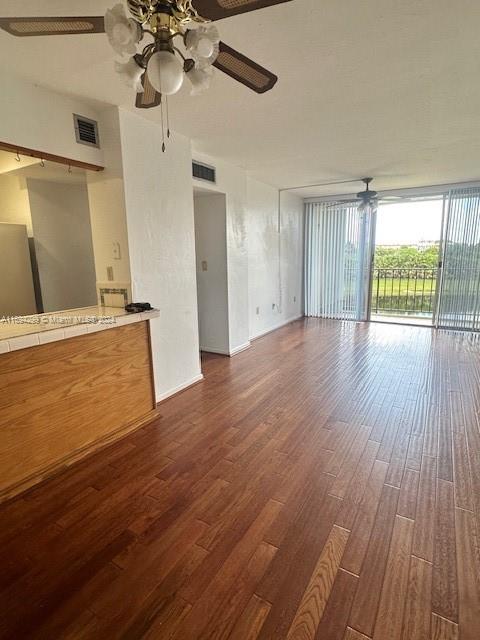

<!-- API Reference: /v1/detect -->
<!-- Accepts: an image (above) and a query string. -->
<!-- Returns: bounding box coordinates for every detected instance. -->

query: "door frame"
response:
[368,196,445,328]
[432,193,449,328]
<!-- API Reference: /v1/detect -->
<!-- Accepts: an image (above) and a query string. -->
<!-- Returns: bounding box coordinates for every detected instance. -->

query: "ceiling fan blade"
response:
[135,73,162,110]
[213,42,277,93]
[193,0,293,21]
[0,16,105,37]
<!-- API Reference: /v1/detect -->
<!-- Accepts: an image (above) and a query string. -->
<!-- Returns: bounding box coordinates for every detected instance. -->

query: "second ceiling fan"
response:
[0,0,293,111]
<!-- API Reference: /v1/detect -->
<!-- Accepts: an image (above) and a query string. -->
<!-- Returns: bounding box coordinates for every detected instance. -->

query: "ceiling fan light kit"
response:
[105,4,142,55]
[114,57,145,92]
[0,0,292,150]
[186,63,214,95]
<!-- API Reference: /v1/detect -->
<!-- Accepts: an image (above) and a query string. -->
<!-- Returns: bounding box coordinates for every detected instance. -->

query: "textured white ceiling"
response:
[1,0,480,196]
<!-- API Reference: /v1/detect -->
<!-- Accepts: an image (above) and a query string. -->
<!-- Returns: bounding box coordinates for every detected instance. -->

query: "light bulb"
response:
[147,50,184,96]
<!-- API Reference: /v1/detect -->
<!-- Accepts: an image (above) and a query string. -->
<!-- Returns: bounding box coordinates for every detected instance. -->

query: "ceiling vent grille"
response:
[73,114,100,148]
[193,161,216,184]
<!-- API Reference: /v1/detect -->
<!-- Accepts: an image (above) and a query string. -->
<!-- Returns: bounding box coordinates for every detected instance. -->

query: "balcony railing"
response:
[371,268,438,316]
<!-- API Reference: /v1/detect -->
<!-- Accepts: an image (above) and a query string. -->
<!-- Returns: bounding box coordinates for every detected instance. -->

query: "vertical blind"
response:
[437,187,480,331]
[305,201,370,320]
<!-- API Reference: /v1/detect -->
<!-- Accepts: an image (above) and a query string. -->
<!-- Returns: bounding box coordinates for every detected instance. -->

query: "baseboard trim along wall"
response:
[229,342,251,356]
[200,346,230,356]
[250,315,304,341]
[200,342,252,357]
[156,373,204,403]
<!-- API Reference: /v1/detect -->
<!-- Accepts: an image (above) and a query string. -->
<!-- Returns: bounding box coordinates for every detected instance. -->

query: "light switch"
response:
[113,242,121,260]
[201,260,208,272]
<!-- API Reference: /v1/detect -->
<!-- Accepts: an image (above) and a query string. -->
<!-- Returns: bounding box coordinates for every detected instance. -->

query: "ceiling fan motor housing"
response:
[357,177,377,203]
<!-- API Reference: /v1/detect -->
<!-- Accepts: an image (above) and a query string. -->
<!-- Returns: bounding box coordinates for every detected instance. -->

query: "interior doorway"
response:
[193,189,230,355]
[369,197,444,326]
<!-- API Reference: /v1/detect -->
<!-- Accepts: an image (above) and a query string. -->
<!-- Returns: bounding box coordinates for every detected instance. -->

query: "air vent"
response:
[73,114,100,148]
[193,161,216,184]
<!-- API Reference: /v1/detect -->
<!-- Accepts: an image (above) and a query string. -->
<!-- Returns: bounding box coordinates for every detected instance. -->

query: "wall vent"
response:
[193,160,216,184]
[73,114,100,148]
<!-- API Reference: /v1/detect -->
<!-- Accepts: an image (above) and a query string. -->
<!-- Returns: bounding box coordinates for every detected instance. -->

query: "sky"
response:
[375,199,444,246]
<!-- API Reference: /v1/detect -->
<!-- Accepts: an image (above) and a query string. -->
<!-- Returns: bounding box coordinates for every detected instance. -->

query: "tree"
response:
[374,244,439,272]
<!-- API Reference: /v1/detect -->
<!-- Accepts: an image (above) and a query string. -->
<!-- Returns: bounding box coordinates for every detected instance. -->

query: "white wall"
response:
[27,179,97,312]
[87,107,131,301]
[193,153,250,354]
[119,109,202,401]
[0,223,36,316]
[0,72,104,167]
[247,179,304,339]
[0,174,33,235]
[194,194,229,354]
[193,153,304,346]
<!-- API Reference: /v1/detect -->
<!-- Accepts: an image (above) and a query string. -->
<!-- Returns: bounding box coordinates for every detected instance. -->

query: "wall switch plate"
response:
[107,266,114,282]
[112,242,121,260]
[201,260,208,272]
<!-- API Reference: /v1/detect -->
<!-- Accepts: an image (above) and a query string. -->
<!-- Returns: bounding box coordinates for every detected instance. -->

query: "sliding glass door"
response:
[436,187,480,330]
[305,187,480,332]
[304,201,375,321]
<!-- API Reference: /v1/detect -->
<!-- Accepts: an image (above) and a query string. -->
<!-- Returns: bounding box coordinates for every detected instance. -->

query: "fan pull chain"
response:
[160,94,166,153]
[166,96,171,139]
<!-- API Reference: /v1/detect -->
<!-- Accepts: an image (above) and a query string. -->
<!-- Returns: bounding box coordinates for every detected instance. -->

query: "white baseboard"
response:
[200,346,230,356]
[155,373,204,403]
[250,314,304,341]
[201,342,251,357]
[229,342,251,356]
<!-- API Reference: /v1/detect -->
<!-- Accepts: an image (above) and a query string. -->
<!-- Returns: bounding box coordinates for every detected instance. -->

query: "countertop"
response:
[0,306,159,353]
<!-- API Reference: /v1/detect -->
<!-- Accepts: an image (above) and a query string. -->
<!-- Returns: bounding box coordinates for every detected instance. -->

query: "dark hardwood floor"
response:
[1,318,480,639]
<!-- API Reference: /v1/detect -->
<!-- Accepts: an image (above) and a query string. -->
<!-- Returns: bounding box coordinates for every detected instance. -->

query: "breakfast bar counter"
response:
[0,306,160,502]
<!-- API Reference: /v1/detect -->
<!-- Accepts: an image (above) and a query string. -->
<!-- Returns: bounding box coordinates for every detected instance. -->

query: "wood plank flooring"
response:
[1,318,480,639]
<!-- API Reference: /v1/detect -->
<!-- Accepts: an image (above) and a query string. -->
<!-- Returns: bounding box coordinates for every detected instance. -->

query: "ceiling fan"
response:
[318,177,406,210]
[0,1,291,111]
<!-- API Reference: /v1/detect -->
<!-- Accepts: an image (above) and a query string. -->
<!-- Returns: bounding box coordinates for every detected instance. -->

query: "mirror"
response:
[0,149,97,317]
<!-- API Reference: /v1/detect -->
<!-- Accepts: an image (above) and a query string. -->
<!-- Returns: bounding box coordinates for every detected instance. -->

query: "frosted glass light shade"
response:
[115,57,144,93]
[105,3,141,56]
[185,25,220,68]
[358,199,378,215]
[186,64,213,96]
[147,51,184,96]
